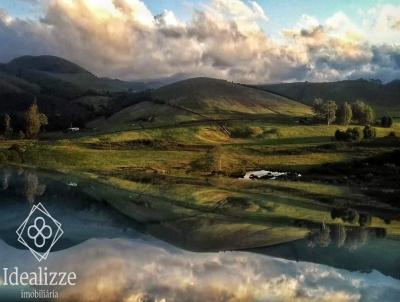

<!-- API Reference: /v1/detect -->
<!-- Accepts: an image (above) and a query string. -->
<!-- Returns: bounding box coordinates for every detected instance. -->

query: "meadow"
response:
[1,118,400,248]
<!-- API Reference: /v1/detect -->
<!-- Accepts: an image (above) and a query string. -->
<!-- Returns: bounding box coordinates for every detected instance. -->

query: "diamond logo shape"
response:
[16,203,63,262]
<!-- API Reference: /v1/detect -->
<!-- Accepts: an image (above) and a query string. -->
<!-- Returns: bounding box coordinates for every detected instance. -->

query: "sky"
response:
[0,0,400,83]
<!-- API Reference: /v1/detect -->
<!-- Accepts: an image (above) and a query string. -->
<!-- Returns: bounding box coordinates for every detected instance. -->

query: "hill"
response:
[4,55,148,93]
[256,79,400,115]
[7,55,90,74]
[89,77,312,130]
[0,55,151,131]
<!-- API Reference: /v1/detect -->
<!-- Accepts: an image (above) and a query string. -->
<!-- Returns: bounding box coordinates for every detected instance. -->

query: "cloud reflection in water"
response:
[1,238,399,302]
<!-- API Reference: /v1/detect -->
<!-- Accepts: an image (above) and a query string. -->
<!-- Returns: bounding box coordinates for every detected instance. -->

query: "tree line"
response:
[1,99,48,139]
[312,98,393,127]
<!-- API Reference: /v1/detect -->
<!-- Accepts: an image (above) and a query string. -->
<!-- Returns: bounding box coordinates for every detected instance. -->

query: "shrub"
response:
[230,126,262,138]
[381,116,393,128]
[335,129,348,141]
[347,127,363,141]
[335,127,363,141]
[363,125,377,139]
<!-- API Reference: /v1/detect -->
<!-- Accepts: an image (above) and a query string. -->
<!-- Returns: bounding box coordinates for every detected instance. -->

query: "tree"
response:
[325,101,337,125]
[351,100,375,125]
[381,116,393,128]
[24,99,48,138]
[312,98,325,120]
[364,105,375,125]
[2,113,13,137]
[312,98,337,125]
[351,100,366,122]
[387,116,393,127]
[336,102,352,125]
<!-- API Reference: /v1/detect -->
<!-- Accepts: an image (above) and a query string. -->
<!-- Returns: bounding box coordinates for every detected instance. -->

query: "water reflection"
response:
[0,166,399,300]
[23,171,46,203]
[0,168,46,203]
[1,238,400,302]
[307,222,386,251]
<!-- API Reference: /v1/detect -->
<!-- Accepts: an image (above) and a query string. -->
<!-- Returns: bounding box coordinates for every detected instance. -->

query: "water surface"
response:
[0,167,399,301]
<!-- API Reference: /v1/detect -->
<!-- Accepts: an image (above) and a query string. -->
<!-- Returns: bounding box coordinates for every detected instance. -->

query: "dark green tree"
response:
[312,98,337,125]
[312,98,325,120]
[351,100,375,125]
[381,116,393,127]
[336,102,352,125]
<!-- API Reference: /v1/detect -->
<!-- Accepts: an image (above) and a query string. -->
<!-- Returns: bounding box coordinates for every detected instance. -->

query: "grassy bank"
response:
[2,120,400,241]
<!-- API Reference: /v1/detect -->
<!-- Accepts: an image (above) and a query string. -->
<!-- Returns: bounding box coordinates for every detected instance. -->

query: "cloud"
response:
[1,238,400,302]
[0,0,399,83]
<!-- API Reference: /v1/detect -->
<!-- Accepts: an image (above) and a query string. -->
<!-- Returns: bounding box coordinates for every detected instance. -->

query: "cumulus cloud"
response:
[1,238,400,302]
[0,0,399,83]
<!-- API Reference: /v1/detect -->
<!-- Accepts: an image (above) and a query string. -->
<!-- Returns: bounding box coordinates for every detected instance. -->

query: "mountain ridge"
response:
[1,55,399,132]
[255,79,400,115]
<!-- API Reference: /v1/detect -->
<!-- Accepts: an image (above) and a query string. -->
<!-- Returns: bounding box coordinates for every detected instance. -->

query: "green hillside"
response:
[0,55,151,131]
[256,79,400,116]
[154,77,311,117]
[89,77,312,131]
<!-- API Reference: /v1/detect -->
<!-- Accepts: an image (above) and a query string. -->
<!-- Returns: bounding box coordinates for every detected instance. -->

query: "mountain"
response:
[4,55,148,93]
[256,79,400,115]
[0,55,151,131]
[7,55,90,74]
[89,77,312,130]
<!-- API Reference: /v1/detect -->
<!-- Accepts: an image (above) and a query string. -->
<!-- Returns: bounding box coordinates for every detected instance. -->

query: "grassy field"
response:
[1,119,400,246]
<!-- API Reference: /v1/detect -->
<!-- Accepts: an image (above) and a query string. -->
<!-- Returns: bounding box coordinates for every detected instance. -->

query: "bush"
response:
[335,129,348,141]
[335,127,362,141]
[348,127,363,141]
[363,125,377,139]
[230,126,262,138]
[381,116,393,128]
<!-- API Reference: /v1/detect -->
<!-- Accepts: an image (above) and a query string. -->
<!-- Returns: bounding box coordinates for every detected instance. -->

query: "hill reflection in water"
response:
[0,166,399,301]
